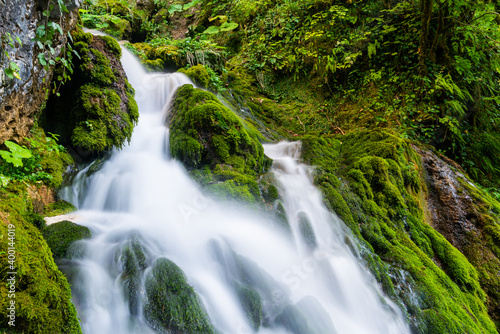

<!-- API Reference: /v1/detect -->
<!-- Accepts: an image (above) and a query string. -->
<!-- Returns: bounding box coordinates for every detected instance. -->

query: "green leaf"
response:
[4,68,14,79]
[16,36,22,45]
[203,26,220,34]
[168,4,182,14]
[38,53,47,66]
[9,62,19,71]
[5,141,32,159]
[0,175,11,188]
[219,22,238,32]
[183,0,199,10]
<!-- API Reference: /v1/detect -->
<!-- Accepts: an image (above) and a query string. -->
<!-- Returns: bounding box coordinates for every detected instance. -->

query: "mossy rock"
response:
[167,84,272,205]
[168,84,271,174]
[118,234,150,316]
[237,285,262,331]
[144,257,216,333]
[178,64,210,88]
[0,185,81,333]
[42,221,91,259]
[42,29,139,159]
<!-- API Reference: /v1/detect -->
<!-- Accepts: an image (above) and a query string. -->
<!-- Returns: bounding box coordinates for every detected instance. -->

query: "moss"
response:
[100,35,122,59]
[237,285,262,331]
[42,221,92,259]
[169,84,271,174]
[118,234,150,315]
[300,129,497,333]
[146,45,182,69]
[42,30,139,157]
[44,200,76,217]
[0,185,81,333]
[168,84,273,205]
[23,212,46,230]
[178,64,210,88]
[144,257,216,333]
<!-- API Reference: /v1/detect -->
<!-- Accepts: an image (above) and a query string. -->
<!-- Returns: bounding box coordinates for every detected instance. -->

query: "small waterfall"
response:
[61,47,411,334]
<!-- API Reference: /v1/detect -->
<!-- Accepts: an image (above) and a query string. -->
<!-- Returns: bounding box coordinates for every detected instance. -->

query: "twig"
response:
[296,115,305,133]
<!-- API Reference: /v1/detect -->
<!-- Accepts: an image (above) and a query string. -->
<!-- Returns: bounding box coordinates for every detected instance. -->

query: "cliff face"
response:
[0,0,80,144]
[417,147,500,326]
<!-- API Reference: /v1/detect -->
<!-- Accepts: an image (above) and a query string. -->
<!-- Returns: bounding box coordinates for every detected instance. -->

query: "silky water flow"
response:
[60,46,411,334]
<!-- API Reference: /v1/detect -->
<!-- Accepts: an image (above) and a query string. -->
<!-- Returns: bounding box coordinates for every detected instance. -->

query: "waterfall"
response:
[61,47,411,334]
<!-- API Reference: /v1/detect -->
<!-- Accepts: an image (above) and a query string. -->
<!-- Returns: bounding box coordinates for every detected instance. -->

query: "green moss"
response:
[144,257,216,333]
[169,84,271,174]
[42,30,139,157]
[44,200,76,217]
[237,286,262,331]
[0,185,81,333]
[100,35,122,59]
[300,129,497,333]
[42,221,92,259]
[179,65,210,88]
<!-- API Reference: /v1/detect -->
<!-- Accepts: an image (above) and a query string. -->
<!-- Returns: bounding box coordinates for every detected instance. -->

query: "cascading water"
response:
[61,46,411,334]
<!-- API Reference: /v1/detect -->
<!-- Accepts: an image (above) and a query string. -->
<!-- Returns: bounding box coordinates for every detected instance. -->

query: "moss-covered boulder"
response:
[144,257,216,333]
[167,84,272,204]
[237,285,263,331]
[0,184,81,333]
[42,29,139,159]
[301,129,498,333]
[178,64,210,88]
[42,221,91,259]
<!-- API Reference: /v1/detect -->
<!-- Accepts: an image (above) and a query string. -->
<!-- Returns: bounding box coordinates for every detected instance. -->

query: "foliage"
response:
[0,129,71,188]
[36,0,79,96]
[196,0,500,191]
[1,32,22,80]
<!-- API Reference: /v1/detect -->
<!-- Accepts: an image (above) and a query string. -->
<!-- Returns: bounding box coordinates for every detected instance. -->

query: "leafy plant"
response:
[35,0,80,96]
[1,32,22,80]
[0,141,32,167]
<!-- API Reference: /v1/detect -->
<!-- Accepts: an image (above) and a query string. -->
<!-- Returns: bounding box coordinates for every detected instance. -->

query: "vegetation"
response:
[0,183,81,333]
[144,257,216,333]
[41,29,139,157]
[1,0,499,332]
[168,84,273,204]
[42,221,91,259]
[0,128,73,188]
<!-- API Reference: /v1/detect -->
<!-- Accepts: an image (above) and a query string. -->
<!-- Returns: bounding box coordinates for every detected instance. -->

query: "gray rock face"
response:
[0,0,80,144]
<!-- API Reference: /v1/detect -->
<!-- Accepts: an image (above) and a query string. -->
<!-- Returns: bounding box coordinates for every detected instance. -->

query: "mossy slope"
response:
[0,184,81,333]
[301,129,498,333]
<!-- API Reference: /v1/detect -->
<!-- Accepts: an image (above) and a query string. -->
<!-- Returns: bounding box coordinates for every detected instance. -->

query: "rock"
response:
[237,285,263,330]
[144,257,216,334]
[416,146,500,326]
[42,30,139,159]
[297,211,316,249]
[42,220,91,258]
[0,0,79,144]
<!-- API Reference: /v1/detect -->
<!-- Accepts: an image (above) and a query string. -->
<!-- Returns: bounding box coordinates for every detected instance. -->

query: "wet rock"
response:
[0,0,79,144]
[144,257,216,334]
[42,220,91,258]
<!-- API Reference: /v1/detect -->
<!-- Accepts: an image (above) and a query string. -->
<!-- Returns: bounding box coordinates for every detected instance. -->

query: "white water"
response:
[62,47,411,334]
